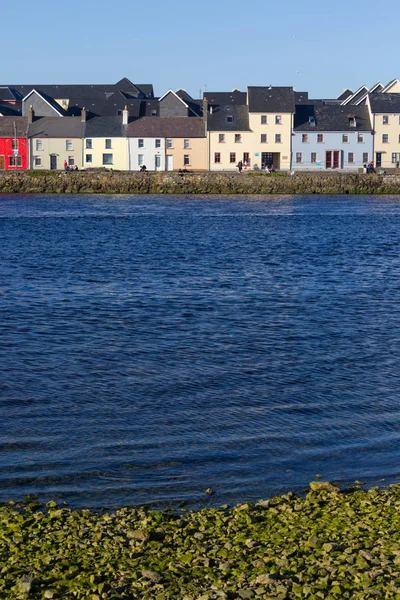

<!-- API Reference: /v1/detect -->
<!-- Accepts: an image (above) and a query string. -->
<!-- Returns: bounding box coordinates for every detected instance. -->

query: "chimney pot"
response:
[28,105,34,124]
[122,106,129,125]
[81,107,87,122]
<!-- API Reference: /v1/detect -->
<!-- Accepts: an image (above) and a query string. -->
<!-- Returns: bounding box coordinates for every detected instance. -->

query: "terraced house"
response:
[367,93,400,169]
[0,117,28,170]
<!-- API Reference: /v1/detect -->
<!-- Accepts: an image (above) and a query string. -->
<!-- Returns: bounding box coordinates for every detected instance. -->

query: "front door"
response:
[262,152,273,168]
[0,155,4,170]
[166,155,173,171]
[155,155,161,171]
[326,151,332,168]
[333,151,340,169]
[376,152,382,168]
[50,155,57,170]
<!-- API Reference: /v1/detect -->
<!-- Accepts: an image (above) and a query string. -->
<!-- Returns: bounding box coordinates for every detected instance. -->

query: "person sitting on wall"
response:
[140,165,147,172]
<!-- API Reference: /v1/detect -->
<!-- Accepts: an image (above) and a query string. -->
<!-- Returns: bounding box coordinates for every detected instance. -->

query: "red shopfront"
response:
[0,137,28,170]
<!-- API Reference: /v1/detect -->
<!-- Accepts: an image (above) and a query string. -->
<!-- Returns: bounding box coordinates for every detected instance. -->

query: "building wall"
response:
[159,94,188,117]
[292,130,373,170]
[29,137,83,169]
[372,113,400,169]
[128,137,165,171]
[208,131,254,171]
[0,138,28,170]
[384,82,400,93]
[166,137,207,171]
[82,137,128,170]
[248,112,293,170]
[23,94,60,117]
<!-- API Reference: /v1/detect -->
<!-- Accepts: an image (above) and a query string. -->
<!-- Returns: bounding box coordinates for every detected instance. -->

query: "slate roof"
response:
[0,105,22,116]
[337,89,353,101]
[207,105,250,132]
[0,87,22,101]
[369,93,400,113]
[176,90,203,116]
[28,117,85,138]
[247,86,295,113]
[126,117,206,138]
[84,116,126,138]
[0,116,29,137]
[294,91,309,104]
[205,91,247,107]
[294,104,372,131]
[23,89,69,116]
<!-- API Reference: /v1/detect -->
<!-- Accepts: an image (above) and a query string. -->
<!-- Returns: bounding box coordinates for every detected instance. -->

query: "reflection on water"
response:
[1,194,400,509]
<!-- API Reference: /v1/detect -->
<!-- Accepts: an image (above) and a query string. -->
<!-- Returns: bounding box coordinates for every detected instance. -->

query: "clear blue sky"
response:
[3,0,399,99]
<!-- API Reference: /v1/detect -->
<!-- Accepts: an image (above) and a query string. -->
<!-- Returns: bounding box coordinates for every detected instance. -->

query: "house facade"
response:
[0,117,28,170]
[292,104,373,170]
[28,116,84,170]
[367,94,400,169]
[82,114,128,170]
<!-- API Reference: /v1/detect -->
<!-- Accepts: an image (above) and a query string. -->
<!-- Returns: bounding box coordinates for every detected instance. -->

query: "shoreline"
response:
[1,171,400,195]
[2,482,400,599]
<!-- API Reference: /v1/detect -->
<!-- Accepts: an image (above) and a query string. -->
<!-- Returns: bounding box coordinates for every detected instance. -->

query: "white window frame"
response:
[36,139,43,151]
[235,134,242,143]
[261,115,267,124]
[102,153,113,165]
[357,133,364,143]
[219,134,225,143]
[105,139,112,149]
[34,155,42,167]
[275,134,281,143]
[342,134,349,143]
[138,154,144,166]
[184,139,190,149]
[66,140,73,150]
[261,134,267,143]
[138,139,144,148]
[167,139,173,148]
[382,134,389,143]
[302,134,308,143]
[86,139,92,149]
[275,115,282,124]
[86,154,92,163]
[317,134,324,143]
[184,154,190,165]
[68,156,75,166]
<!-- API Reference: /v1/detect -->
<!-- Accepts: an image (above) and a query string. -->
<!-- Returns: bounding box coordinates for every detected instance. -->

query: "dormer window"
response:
[227,116,234,123]
[348,115,356,128]
[308,116,316,127]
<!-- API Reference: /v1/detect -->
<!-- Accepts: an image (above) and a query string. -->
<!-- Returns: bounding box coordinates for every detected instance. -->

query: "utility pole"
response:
[13,121,17,170]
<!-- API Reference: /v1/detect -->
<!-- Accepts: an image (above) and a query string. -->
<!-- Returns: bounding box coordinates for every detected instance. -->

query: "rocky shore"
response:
[1,171,400,195]
[2,482,400,599]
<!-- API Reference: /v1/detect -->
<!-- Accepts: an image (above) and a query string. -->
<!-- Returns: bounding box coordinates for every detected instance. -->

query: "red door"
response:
[325,151,332,168]
[333,151,340,169]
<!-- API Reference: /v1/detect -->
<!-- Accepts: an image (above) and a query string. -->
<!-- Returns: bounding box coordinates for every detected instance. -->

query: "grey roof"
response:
[28,117,85,138]
[0,116,28,137]
[84,116,125,138]
[0,105,22,116]
[247,86,295,113]
[294,91,309,104]
[0,86,21,101]
[337,89,353,101]
[204,91,247,107]
[207,104,250,132]
[369,93,400,113]
[294,104,372,131]
[176,90,202,116]
[127,117,206,138]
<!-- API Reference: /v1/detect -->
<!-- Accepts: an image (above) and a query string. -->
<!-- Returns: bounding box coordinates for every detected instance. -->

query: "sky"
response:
[3,0,400,99]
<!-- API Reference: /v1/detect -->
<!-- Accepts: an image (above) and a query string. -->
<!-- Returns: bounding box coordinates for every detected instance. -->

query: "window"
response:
[230,152,236,163]
[11,139,18,150]
[117,110,122,116]
[155,139,161,148]
[382,134,389,143]
[363,152,369,164]
[184,155,190,165]
[383,115,389,125]
[357,133,364,143]
[36,139,43,151]
[275,115,281,124]
[138,154,144,166]
[34,156,42,167]
[8,156,22,167]
[235,134,241,143]
[219,134,225,143]
[103,153,113,165]
[86,139,92,149]
[261,115,267,124]
[348,152,354,164]
[392,153,400,164]
[226,116,233,123]
[184,139,190,149]
[86,154,92,163]
[399,134,400,144]
[214,152,221,163]
[317,134,324,143]
[152,110,157,116]
[155,155,161,168]
[342,134,349,143]
[61,99,68,108]
[243,152,250,165]
[66,140,73,150]
[138,139,144,148]
[275,134,281,143]
[296,152,302,163]
[167,139,173,148]
[68,156,74,166]
[105,139,112,149]
[311,152,317,164]
[302,134,308,143]
[261,134,267,143]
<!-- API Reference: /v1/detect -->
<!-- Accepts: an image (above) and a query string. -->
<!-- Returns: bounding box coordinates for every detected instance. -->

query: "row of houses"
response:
[1,77,400,172]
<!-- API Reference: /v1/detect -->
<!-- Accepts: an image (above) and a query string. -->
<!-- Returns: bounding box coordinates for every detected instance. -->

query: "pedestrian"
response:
[270,164,276,173]
[363,163,368,174]
[63,160,68,171]
[237,160,243,173]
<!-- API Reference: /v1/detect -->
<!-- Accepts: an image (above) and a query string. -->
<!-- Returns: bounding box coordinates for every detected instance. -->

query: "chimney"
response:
[81,107,87,122]
[28,105,34,124]
[122,105,129,125]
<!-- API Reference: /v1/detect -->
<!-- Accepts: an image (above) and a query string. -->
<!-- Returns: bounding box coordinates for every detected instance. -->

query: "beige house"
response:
[83,115,129,171]
[367,93,400,169]
[127,117,207,171]
[247,87,295,171]
[28,116,84,170]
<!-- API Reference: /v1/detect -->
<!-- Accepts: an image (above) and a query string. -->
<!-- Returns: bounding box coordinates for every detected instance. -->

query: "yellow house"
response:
[83,114,129,170]
[247,87,295,171]
[28,116,84,170]
[367,93,400,169]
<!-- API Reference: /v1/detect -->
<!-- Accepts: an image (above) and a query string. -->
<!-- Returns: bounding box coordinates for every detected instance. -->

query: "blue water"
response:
[1,194,400,509]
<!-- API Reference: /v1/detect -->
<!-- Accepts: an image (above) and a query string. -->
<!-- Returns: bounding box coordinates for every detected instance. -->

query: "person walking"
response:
[63,160,68,171]
[237,161,243,173]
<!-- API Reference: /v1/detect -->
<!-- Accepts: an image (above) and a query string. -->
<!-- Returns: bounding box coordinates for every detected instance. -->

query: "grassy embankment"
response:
[2,482,400,599]
[1,171,400,195]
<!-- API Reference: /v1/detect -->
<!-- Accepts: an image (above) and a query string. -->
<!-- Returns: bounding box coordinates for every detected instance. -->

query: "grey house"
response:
[292,104,373,171]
